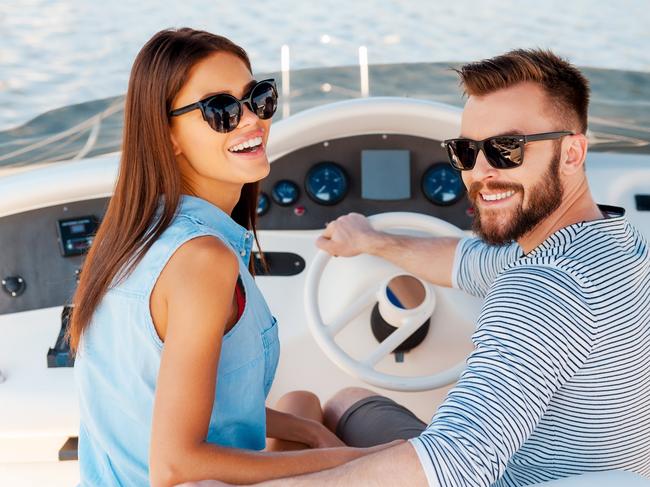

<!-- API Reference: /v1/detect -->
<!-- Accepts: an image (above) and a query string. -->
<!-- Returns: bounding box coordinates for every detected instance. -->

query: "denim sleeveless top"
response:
[74,195,280,487]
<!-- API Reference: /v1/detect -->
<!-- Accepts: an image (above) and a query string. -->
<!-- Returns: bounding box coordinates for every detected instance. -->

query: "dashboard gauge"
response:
[271,180,300,206]
[305,162,349,206]
[257,192,270,216]
[421,163,465,206]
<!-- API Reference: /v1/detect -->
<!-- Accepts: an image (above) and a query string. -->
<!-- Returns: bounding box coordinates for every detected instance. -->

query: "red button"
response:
[466,207,475,217]
[293,206,306,216]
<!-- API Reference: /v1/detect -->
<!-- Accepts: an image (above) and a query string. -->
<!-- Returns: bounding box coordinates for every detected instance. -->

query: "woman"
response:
[70,28,390,487]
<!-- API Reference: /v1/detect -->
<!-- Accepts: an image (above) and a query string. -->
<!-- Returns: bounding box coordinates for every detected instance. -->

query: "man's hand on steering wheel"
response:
[316,213,381,257]
[306,212,479,391]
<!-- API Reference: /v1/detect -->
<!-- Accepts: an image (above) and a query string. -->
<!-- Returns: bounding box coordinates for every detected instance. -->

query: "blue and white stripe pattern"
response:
[410,208,650,486]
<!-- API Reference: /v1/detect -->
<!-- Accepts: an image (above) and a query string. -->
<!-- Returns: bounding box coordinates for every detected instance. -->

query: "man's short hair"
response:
[456,49,590,134]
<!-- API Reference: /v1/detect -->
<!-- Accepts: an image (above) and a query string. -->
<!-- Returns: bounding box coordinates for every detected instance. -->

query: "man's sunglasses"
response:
[441,131,574,171]
[169,79,278,133]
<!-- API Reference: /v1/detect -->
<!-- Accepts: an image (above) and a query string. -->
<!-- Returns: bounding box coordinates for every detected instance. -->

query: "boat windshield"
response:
[1,62,649,172]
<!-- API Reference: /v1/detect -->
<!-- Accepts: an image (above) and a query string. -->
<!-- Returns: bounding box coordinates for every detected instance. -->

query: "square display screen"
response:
[361,150,411,200]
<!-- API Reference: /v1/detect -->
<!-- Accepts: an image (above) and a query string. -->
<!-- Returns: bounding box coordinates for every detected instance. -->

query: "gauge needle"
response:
[317,185,326,193]
[433,185,443,194]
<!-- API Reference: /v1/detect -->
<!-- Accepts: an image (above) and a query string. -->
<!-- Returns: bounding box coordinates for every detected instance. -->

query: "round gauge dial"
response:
[422,163,465,206]
[257,192,270,216]
[305,162,349,206]
[271,180,300,206]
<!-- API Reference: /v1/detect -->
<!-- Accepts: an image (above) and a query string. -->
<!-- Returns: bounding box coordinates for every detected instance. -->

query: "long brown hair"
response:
[68,28,261,351]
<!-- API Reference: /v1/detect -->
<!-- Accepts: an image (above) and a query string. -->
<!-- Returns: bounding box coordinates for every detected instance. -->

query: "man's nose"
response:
[470,149,499,180]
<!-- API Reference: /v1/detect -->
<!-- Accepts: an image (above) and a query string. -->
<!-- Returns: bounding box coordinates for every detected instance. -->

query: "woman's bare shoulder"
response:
[151,235,239,341]
[164,235,239,286]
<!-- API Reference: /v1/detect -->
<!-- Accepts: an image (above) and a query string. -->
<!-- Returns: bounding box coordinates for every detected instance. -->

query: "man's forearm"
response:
[365,233,460,288]
[257,442,429,487]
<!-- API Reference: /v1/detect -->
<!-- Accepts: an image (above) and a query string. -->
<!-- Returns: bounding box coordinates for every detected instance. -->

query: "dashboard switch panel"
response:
[57,216,99,257]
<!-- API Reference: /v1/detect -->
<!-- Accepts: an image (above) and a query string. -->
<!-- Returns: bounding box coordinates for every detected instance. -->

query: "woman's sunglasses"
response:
[169,79,278,133]
[442,131,574,171]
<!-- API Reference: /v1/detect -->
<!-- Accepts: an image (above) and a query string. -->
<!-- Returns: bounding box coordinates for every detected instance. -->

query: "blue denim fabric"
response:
[75,195,279,486]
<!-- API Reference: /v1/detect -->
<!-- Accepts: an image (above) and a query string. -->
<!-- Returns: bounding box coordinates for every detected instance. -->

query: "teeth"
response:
[229,136,263,153]
[481,190,515,201]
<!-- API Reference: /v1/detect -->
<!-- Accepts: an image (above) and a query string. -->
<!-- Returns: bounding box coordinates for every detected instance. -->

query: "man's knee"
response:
[323,387,378,431]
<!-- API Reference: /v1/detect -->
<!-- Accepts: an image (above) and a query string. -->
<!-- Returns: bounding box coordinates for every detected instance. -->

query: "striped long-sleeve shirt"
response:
[410,207,650,486]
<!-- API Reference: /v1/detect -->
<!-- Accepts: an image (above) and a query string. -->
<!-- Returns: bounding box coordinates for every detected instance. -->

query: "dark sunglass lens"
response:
[250,83,278,120]
[485,137,522,168]
[204,95,241,133]
[447,140,477,170]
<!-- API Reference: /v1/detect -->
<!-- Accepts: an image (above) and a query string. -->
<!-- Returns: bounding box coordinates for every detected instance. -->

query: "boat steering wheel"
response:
[304,212,482,392]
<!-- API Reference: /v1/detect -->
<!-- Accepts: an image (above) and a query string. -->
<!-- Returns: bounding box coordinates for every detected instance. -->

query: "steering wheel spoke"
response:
[325,285,380,337]
[362,317,424,367]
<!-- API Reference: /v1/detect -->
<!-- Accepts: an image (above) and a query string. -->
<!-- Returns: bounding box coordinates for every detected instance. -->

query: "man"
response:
[183,49,649,487]
[260,49,649,486]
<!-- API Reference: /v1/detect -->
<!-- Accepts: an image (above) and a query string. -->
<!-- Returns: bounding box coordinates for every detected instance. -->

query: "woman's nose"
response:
[237,103,259,128]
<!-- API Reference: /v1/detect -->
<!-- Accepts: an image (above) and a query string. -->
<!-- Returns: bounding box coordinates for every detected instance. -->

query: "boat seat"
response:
[532,470,650,486]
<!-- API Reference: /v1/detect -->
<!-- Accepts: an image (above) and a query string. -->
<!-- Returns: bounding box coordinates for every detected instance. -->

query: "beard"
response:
[468,145,563,246]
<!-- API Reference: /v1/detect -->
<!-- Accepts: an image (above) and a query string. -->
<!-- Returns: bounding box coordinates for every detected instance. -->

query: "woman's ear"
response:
[169,130,183,157]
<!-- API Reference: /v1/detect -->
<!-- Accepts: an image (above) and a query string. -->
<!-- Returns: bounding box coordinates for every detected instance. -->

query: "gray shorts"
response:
[335,395,427,447]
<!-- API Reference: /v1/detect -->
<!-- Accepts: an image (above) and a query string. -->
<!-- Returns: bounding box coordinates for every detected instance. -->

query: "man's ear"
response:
[561,134,588,176]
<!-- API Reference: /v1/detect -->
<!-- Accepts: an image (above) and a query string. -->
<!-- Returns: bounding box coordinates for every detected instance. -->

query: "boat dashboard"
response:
[0,131,475,316]
[257,133,472,230]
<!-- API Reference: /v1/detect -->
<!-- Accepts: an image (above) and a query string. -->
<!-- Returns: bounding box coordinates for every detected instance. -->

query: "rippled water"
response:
[1,0,649,130]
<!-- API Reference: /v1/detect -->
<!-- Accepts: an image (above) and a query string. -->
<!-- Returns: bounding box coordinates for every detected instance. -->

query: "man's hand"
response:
[316,213,380,257]
[317,212,459,288]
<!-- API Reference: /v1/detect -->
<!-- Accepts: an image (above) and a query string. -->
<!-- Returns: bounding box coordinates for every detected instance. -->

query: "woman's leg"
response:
[266,390,323,451]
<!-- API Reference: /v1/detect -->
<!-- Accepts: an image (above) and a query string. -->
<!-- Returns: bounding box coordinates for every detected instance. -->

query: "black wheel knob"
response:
[2,276,26,297]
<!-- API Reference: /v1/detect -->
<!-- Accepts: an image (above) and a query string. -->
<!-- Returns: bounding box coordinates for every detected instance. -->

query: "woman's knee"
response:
[275,390,320,409]
[274,390,323,422]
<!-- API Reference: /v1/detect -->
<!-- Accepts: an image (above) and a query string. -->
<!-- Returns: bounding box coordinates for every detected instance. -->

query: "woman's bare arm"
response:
[148,236,384,487]
[265,408,345,449]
